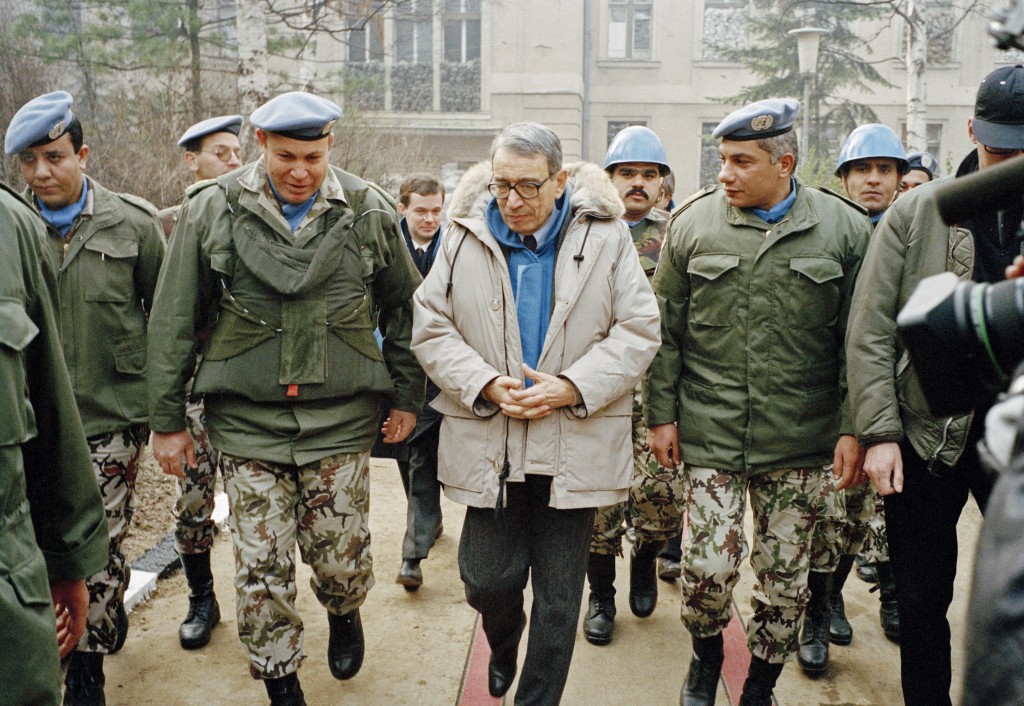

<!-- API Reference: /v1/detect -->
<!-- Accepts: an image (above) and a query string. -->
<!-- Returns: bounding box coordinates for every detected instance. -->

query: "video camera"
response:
[895,154,1024,417]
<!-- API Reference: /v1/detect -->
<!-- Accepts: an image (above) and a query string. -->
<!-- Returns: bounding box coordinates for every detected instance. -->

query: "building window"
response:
[699,122,721,188]
[608,0,653,60]
[607,120,647,146]
[393,0,434,112]
[901,123,944,168]
[701,0,748,61]
[441,0,481,112]
[925,3,957,65]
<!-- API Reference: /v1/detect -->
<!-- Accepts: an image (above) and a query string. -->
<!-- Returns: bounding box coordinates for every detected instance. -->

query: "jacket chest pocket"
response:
[81,235,138,303]
[687,253,741,327]
[784,257,843,329]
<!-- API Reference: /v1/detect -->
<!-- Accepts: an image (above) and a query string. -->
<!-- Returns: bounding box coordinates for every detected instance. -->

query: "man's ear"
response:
[776,152,795,178]
[184,151,199,175]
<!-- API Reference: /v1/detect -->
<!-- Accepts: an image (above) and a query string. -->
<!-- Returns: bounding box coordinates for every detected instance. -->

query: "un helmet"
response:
[604,126,671,175]
[835,124,909,176]
[906,151,939,179]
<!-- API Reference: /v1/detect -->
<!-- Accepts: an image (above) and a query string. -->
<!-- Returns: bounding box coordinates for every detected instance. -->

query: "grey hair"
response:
[756,130,799,171]
[490,122,563,174]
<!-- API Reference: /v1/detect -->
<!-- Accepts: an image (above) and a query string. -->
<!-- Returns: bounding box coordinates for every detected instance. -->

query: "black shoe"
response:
[583,594,616,646]
[63,652,106,706]
[327,610,364,680]
[658,557,682,582]
[109,600,129,655]
[179,552,220,650]
[680,633,723,706]
[629,540,663,618]
[264,673,306,706]
[738,656,783,706]
[487,613,525,698]
[876,562,901,642]
[396,559,423,592]
[855,552,878,583]
[798,571,832,675]
[828,592,852,646]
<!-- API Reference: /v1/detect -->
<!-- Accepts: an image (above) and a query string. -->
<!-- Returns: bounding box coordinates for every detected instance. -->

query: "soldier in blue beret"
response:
[148,91,424,705]
[153,114,245,657]
[900,151,939,193]
[645,98,871,706]
[6,90,166,706]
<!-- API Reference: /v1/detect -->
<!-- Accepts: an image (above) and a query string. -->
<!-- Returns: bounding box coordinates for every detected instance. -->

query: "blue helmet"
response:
[604,126,671,175]
[835,124,909,176]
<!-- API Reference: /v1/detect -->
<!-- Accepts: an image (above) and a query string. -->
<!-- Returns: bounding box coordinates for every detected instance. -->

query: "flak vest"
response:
[192,171,396,403]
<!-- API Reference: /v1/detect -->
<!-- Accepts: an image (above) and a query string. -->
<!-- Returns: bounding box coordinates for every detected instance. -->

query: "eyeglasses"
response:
[982,144,1023,156]
[487,173,555,200]
[200,146,243,163]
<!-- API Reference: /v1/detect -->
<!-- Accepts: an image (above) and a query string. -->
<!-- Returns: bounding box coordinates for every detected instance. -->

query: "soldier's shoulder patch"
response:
[117,192,159,216]
[814,186,868,215]
[185,178,219,198]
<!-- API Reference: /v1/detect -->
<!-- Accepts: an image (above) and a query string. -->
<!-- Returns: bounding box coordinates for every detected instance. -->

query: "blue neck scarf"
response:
[268,178,318,232]
[752,177,797,224]
[40,178,88,236]
[486,188,572,379]
[870,211,885,225]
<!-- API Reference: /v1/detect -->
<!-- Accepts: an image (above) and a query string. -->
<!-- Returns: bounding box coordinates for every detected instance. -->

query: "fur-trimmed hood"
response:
[446,160,625,222]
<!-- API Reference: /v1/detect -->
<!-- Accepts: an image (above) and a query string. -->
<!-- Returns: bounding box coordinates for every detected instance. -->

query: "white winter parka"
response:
[411,161,661,509]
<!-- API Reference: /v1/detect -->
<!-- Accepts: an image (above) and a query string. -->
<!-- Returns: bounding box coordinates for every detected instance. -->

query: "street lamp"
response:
[787,26,829,159]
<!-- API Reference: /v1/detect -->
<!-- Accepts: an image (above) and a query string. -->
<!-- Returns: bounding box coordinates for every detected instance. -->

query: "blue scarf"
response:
[268,179,318,232]
[486,189,571,379]
[40,179,88,236]
[752,177,797,224]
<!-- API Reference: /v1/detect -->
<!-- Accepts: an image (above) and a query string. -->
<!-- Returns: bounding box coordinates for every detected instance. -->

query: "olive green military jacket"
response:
[846,176,974,468]
[148,161,424,466]
[24,178,165,437]
[644,180,870,474]
[1,185,108,706]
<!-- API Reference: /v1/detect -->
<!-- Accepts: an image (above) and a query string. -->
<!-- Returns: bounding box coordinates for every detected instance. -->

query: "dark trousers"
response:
[885,437,994,706]
[459,475,595,706]
[399,421,442,560]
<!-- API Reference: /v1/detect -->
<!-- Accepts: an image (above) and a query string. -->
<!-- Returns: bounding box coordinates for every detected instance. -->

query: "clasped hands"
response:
[482,364,577,419]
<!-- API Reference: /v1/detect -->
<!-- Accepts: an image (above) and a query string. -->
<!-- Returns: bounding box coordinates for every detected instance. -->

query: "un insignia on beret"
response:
[48,121,65,140]
[920,153,934,169]
[321,119,337,136]
[751,115,774,132]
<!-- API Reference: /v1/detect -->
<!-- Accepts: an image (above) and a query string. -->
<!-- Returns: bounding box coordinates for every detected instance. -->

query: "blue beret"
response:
[178,115,243,147]
[713,99,801,141]
[250,92,341,141]
[5,91,76,155]
[906,151,938,179]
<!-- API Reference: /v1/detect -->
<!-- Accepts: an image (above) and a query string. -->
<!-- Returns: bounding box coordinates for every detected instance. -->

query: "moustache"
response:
[627,188,649,199]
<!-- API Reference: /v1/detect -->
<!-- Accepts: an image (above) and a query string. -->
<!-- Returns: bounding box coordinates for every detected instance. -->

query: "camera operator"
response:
[846,65,1024,706]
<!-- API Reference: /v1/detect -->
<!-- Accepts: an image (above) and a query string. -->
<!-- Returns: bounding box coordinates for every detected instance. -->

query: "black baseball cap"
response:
[973,65,1024,150]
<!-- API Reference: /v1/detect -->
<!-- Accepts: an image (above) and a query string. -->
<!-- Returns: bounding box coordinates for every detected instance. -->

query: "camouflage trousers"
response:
[681,465,823,663]
[174,397,219,556]
[78,424,147,653]
[220,450,374,679]
[590,391,685,555]
[859,492,890,564]
[809,475,879,572]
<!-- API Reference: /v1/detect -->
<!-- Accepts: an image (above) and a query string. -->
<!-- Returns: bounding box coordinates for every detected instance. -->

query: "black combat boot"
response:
[583,552,617,645]
[829,553,855,645]
[629,539,665,618]
[179,552,221,650]
[327,609,364,680]
[680,633,724,706]
[109,600,128,655]
[738,656,784,706]
[63,652,106,706]
[876,561,901,642]
[264,673,306,706]
[855,550,878,583]
[797,570,832,675]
